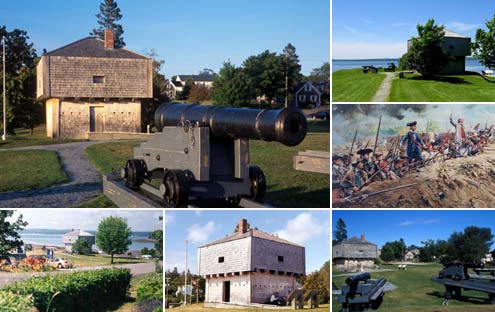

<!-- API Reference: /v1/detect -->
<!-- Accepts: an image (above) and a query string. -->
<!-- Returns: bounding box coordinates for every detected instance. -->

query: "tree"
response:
[180,78,195,100]
[302,261,330,303]
[199,68,215,76]
[96,216,132,264]
[473,14,495,69]
[90,0,125,48]
[211,61,253,107]
[333,218,348,243]
[0,26,42,134]
[72,238,92,255]
[307,62,330,83]
[400,19,450,77]
[445,226,493,263]
[187,84,210,103]
[380,244,395,262]
[282,43,303,100]
[0,211,27,256]
[141,247,156,257]
[142,49,168,130]
[380,239,406,261]
[151,229,163,256]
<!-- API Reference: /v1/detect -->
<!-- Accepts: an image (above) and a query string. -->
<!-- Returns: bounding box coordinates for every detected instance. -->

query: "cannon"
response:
[336,272,386,312]
[121,102,307,207]
[431,261,495,305]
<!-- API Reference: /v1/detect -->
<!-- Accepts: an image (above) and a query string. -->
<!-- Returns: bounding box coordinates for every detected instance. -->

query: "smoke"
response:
[332,104,495,148]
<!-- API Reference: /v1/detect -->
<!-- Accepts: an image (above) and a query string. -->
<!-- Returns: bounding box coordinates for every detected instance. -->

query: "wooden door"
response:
[223,281,230,302]
[89,107,105,132]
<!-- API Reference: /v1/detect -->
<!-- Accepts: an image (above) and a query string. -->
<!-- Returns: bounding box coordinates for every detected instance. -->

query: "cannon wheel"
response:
[162,170,188,208]
[122,159,147,189]
[248,165,266,202]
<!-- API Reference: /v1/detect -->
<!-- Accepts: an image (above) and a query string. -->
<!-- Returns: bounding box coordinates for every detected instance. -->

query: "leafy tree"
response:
[419,239,449,262]
[199,68,216,76]
[0,26,42,134]
[445,226,493,263]
[400,19,450,77]
[380,239,406,261]
[282,43,303,100]
[142,49,168,130]
[187,84,210,103]
[333,218,348,243]
[180,78,195,100]
[302,261,330,303]
[151,229,163,255]
[379,244,395,262]
[307,62,330,82]
[72,238,92,255]
[211,61,253,107]
[473,14,495,69]
[141,247,156,257]
[96,216,132,264]
[90,0,125,48]
[0,211,27,256]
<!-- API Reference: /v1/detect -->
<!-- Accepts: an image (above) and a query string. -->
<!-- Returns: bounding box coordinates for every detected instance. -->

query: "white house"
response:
[63,229,96,253]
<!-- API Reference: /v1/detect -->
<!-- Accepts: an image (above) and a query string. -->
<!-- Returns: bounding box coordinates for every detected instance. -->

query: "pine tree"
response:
[333,218,348,243]
[282,43,302,95]
[90,0,125,48]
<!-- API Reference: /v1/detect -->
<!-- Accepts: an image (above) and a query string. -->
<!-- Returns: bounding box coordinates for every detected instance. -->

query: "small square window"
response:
[93,76,105,83]
[218,257,224,263]
[278,256,284,262]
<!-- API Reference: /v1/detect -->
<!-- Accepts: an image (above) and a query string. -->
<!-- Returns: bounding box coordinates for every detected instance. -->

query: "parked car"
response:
[141,254,152,260]
[312,110,329,120]
[49,258,73,269]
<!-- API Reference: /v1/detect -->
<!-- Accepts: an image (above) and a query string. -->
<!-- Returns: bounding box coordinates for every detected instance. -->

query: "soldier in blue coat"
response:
[400,121,427,164]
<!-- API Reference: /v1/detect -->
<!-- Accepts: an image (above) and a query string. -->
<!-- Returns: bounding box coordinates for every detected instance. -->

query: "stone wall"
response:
[333,242,378,259]
[205,274,251,304]
[198,237,251,275]
[250,237,305,275]
[334,259,375,272]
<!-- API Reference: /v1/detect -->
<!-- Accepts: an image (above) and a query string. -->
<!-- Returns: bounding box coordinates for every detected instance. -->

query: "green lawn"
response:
[71,193,118,208]
[332,68,386,102]
[332,263,495,311]
[0,125,81,149]
[0,150,68,192]
[85,126,329,208]
[390,72,495,102]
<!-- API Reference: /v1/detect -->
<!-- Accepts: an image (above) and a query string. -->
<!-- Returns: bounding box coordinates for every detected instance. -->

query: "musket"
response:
[373,115,382,156]
[348,126,359,159]
[358,157,396,190]
[364,139,371,149]
[426,119,429,133]
[352,183,418,202]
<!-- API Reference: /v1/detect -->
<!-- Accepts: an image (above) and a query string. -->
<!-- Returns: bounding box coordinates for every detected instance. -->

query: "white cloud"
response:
[275,212,324,245]
[187,221,216,244]
[399,218,439,227]
[165,212,175,224]
[343,26,359,33]
[332,41,406,59]
[447,22,480,32]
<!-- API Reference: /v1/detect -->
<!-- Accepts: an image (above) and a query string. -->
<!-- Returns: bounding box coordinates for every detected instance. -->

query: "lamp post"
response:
[2,35,6,141]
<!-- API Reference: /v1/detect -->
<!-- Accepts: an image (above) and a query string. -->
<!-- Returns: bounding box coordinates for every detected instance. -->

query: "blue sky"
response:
[333,0,495,59]
[165,210,330,274]
[2,0,329,76]
[333,210,495,249]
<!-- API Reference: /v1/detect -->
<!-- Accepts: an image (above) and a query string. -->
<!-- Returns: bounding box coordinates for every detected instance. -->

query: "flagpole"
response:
[2,36,6,141]
[184,239,188,306]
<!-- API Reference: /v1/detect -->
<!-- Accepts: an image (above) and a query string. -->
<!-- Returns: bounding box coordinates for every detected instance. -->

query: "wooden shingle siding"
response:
[250,237,305,275]
[205,274,251,304]
[46,56,152,98]
[251,273,295,303]
[199,237,251,275]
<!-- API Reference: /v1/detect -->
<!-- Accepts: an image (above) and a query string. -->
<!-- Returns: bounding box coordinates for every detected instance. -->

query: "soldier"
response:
[400,121,427,168]
[450,116,466,153]
[332,181,354,207]
[356,148,373,174]
[332,155,346,182]
[372,153,387,181]
[343,159,368,191]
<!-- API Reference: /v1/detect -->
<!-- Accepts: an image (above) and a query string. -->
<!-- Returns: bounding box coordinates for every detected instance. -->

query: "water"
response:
[20,229,156,251]
[332,58,485,73]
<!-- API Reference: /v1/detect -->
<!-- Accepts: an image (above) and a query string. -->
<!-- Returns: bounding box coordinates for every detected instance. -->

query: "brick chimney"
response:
[104,29,114,49]
[361,234,365,242]
[238,219,248,234]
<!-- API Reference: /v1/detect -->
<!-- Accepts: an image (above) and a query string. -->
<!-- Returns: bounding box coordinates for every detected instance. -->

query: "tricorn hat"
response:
[351,159,363,167]
[357,148,373,155]
[406,121,417,127]
[332,154,344,160]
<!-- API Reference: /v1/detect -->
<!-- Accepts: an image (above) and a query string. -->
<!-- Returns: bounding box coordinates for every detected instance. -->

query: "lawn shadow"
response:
[406,75,472,85]
[307,120,330,133]
[266,186,329,208]
[427,290,490,304]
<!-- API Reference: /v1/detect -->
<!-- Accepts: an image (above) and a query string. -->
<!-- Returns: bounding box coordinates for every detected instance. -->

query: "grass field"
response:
[85,121,329,207]
[0,125,80,149]
[0,150,68,192]
[71,193,118,208]
[170,303,330,312]
[332,68,386,102]
[332,263,495,311]
[390,72,495,102]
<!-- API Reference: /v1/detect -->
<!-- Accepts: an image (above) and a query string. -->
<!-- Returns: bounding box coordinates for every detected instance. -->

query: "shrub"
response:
[2,268,131,312]
[135,273,163,312]
[0,291,34,311]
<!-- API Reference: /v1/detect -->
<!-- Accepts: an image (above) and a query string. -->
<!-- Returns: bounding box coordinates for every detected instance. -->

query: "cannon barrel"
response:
[154,102,307,146]
[345,272,371,286]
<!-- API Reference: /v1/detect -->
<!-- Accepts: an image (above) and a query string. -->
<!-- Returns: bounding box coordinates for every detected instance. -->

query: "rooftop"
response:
[334,236,376,246]
[63,229,94,237]
[443,29,470,38]
[44,37,149,59]
[200,228,303,248]
[177,74,215,82]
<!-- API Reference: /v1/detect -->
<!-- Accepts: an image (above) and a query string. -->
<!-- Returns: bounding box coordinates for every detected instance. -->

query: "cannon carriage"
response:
[335,272,386,312]
[121,102,307,207]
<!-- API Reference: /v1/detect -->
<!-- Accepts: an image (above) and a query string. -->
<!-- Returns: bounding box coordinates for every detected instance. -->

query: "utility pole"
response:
[285,51,289,108]
[184,239,188,306]
[2,36,6,141]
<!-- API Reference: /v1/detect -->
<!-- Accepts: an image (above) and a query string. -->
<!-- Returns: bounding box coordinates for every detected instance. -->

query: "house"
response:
[63,229,96,253]
[175,74,215,88]
[404,249,420,261]
[294,81,321,108]
[198,219,305,306]
[407,29,471,74]
[36,29,153,139]
[332,235,378,272]
[165,80,184,99]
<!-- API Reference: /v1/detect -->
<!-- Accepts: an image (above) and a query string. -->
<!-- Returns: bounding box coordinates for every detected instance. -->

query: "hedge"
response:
[136,273,163,312]
[0,291,34,311]
[2,268,131,312]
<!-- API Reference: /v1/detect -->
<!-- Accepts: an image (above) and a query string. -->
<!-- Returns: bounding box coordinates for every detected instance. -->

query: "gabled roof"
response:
[171,80,183,87]
[200,229,303,248]
[334,237,376,246]
[443,29,470,38]
[63,229,94,237]
[45,37,149,59]
[177,74,215,82]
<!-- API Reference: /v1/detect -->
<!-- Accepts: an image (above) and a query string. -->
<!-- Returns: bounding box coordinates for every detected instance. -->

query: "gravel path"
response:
[0,141,108,208]
[371,72,396,102]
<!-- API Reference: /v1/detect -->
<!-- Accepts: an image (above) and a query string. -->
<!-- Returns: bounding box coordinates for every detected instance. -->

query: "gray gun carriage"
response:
[336,273,386,312]
[121,102,307,207]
